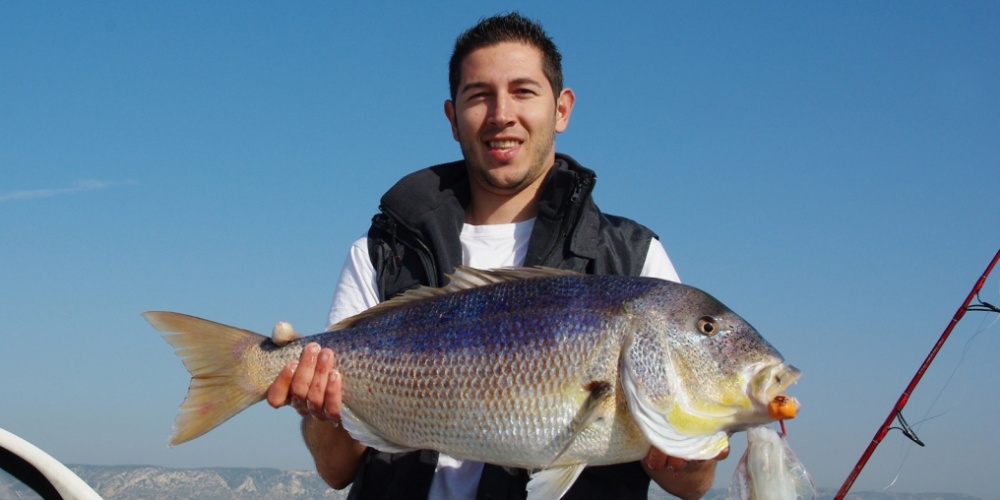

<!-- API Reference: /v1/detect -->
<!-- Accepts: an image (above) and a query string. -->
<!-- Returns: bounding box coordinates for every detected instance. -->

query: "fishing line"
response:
[881,293,1000,491]
[877,343,978,490]
[835,247,1000,500]
[868,280,1000,494]
[868,290,1000,493]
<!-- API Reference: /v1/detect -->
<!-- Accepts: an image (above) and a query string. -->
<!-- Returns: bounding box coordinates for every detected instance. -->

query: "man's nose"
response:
[488,95,515,127]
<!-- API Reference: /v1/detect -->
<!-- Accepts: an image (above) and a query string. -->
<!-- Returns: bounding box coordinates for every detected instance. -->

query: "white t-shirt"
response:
[326,218,679,500]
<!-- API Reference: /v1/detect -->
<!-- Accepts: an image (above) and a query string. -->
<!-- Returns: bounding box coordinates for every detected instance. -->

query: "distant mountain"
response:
[1,465,985,500]
[2,465,345,500]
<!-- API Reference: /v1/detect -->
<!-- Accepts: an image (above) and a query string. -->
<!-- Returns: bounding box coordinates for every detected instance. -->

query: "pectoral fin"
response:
[522,381,610,499]
[526,464,587,500]
[547,380,613,466]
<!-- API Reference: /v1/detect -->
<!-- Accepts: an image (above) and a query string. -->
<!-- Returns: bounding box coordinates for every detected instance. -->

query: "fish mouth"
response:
[750,363,801,404]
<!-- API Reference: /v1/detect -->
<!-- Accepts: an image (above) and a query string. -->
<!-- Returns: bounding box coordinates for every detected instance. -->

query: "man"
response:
[266,12,726,500]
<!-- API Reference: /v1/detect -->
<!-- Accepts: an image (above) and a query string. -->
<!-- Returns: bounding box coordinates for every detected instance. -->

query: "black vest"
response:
[348,154,659,500]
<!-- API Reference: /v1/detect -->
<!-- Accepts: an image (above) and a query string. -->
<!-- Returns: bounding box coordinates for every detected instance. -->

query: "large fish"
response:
[144,267,800,499]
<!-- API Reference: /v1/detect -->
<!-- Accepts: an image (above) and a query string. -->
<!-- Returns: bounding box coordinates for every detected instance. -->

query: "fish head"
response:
[620,281,800,459]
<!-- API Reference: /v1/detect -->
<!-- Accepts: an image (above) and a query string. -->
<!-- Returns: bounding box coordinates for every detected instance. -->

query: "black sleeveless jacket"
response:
[347,154,659,500]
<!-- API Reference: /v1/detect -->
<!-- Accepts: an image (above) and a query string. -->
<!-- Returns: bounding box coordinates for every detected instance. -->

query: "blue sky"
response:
[2,2,998,497]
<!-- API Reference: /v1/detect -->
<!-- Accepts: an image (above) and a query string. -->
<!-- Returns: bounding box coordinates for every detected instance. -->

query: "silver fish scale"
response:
[317,275,663,466]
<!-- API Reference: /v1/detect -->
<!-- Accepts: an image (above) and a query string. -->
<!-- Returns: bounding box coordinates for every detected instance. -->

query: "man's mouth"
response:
[488,140,520,151]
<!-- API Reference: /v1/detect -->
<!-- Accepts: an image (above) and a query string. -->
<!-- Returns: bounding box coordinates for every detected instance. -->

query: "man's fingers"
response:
[266,342,344,422]
[664,455,688,472]
[289,343,321,397]
[642,448,670,471]
[323,369,344,424]
[305,348,335,419]
[266,358,298,408]
[642,445,730,473]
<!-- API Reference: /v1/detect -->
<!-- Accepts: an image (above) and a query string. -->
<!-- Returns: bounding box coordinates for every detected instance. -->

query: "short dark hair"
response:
[448,12,564,102]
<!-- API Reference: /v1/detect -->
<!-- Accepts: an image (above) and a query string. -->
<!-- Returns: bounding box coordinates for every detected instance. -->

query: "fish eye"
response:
[697,316,718,336]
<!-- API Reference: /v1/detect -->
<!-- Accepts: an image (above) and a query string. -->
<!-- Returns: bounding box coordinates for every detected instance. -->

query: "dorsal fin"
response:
[328,266,580,331]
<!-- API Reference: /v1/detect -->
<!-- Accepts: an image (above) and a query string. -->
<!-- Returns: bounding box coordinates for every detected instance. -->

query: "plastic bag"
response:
[730,426,815,500]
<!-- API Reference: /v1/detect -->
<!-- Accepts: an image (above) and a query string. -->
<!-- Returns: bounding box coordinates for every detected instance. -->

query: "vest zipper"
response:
[537,173,592,267]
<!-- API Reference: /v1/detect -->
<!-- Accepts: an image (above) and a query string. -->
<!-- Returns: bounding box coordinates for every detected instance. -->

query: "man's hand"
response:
[266,321,342,423]
[265,323,365,489]
[643,446,729,500]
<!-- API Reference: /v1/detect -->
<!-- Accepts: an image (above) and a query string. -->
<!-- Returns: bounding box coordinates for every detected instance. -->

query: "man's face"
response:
[445,41,574,198]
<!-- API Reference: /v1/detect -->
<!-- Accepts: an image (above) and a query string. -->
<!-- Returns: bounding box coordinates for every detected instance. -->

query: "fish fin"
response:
[547,381,614,467]
[619,357,729,460]
[338,405,417,454]
[526,464,587,500]
[448,266,581,286]
[329,266,581,331]
[142,311,271,446]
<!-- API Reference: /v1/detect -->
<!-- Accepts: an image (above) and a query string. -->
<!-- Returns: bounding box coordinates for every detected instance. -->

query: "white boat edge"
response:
[0,426,103,499]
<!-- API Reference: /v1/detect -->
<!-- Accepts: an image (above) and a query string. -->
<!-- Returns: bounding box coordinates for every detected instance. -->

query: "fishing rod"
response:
[834,247,1000,500]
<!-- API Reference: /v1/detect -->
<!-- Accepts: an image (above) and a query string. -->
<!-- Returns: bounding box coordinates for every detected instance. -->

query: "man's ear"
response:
[555,88,575,133]
[444,99,460,141]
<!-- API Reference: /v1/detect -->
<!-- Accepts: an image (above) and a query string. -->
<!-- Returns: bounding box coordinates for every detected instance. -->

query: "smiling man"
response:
[445,40,574,226]
[266,12,726,500]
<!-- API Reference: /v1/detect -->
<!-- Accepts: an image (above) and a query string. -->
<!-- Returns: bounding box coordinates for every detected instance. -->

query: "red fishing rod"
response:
[835,247,1000,500]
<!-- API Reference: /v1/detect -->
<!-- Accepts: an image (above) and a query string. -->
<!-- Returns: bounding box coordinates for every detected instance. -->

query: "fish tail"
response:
[142,311,274,446]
